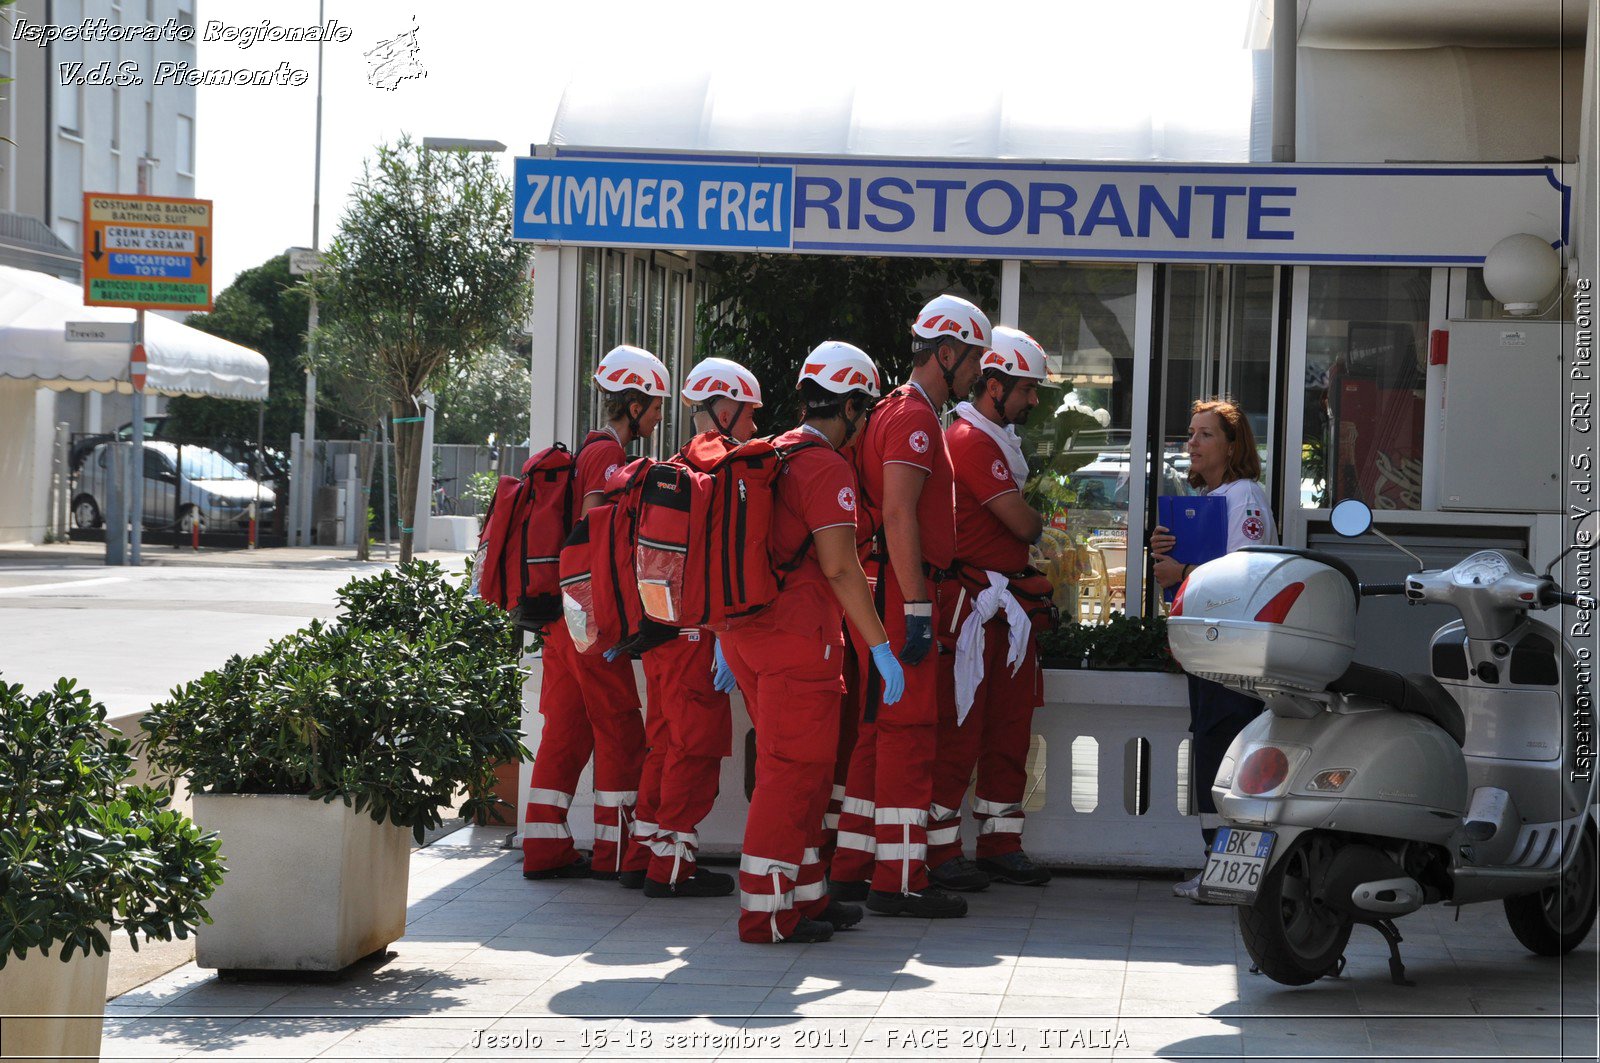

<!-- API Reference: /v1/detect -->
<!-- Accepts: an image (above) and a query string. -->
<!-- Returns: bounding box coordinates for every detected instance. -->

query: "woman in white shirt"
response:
[1150,398,1277,901]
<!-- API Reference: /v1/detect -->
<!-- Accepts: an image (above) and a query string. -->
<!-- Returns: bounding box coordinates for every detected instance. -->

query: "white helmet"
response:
[594,345,672,397]
[912,294,991,347]
[797,341,882,399]
[682,357,763,408]
[979,326,1050,382]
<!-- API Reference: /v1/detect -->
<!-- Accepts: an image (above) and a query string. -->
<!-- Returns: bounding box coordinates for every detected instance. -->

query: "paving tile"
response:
[177,1015,370,1058]
[1107,1015,1244,1060]
[876,989,1004,1018]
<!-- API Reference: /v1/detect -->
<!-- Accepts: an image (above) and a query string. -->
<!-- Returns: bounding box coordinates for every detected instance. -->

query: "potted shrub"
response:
[1,677,224,1061]
[1037,613,1178,671]
[139,562,528,972]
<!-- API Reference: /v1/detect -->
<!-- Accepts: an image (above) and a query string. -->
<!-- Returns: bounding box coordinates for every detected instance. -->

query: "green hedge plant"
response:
[140,562,529,843]
[0,677,224,970]
[1037,613,1178,671]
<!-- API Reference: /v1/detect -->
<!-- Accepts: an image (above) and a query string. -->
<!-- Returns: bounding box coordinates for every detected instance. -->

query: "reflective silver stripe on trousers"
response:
[740,890,792,913]
[631,819,658,839]
[876,842,926,863]
[831,783,847,800]
[593,823,622,842]
[802,847,821,865]
[834,831,876,854]
[523,822,573,839]
[929,802,960,822]
[527,788,575,809]
[926,825,961,846]
[977,818,1024,836]
[793,879,826,902]
[972,797,1021,817]
[740,853,799,878]
[840,796,875,818]
[822,813,840,830]
[875,807,927,827]
[593,790,638,807]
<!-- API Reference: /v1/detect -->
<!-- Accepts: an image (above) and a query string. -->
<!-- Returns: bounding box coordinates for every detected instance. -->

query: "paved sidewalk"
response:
[101,826,1598,1062]
[0,540,472,570]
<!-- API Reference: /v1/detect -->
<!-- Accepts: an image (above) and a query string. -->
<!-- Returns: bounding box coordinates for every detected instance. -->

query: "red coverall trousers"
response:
[928,619,1042,868]
[521,621,647,875]
[635,631,732,885]
[829,564,942,894]
[721,626,843,942]
[818,625,865,867]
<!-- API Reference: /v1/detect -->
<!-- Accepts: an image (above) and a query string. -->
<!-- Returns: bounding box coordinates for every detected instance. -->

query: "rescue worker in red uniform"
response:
[927,326,1054,890]
[720,341,906,944]
[523,345,669,883]
[828,294,991,919]
[631,358,762,899]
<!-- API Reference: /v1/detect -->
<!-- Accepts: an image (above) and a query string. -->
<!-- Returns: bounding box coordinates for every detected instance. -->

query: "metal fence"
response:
[65,431,288,547]
[304,440,506,545]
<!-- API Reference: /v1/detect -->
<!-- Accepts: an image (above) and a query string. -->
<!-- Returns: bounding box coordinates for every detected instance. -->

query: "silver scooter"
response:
[1167,500,1597,986]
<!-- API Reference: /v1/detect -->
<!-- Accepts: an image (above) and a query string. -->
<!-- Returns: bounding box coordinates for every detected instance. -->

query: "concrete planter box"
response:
[429,515,478,552]
[0,944,111,1062]
[194,794,410,973]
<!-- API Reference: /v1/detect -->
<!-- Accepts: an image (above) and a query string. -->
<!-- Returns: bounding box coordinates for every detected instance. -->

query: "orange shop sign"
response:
[81,193,213,311]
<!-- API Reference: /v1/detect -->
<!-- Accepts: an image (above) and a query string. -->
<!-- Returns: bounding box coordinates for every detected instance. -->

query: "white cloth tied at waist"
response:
[954,569,1031,725]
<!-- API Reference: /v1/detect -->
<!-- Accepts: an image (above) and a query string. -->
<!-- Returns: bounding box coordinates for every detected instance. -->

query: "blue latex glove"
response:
[711,638,738,694]
[897,601,934,666]
[602,646,624,663]
[870,642,905,706]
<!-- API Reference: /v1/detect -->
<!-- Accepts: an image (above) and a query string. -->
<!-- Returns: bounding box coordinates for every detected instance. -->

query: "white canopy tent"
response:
[0,265,268,399]
[0,265,269,544]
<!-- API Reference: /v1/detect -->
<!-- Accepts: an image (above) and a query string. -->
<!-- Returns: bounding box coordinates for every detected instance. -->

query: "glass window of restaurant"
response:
[1017,261,1140,626]
[1300,266,1431,513]
[575,249,691,456]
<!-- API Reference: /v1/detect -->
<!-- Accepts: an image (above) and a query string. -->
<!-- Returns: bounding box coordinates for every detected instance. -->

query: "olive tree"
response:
[313,136,532,561]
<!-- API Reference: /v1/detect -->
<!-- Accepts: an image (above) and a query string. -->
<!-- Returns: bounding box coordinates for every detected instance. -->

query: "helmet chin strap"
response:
[940,341,976,400]
[701,400,737,439]
[984,376,1024,428]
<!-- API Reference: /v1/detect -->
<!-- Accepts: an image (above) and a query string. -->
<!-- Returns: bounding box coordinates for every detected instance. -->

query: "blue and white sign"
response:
[514,150,1570,266]
[514,157,792,250]
[108,252,192,279]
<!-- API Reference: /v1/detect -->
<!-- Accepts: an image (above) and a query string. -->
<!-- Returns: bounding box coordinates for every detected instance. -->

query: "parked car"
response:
[1060,452,1195,540]
[73,440,276,532]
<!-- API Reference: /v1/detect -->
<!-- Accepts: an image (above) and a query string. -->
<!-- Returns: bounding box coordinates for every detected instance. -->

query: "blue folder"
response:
[1157,494,1229,601]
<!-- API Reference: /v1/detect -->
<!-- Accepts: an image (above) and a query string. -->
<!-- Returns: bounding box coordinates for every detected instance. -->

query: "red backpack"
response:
[475,444,578,627]
[558,458,678,656]
[633,433,824,631]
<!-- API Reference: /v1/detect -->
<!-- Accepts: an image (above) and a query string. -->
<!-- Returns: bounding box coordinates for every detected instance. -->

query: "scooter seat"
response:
[1326,662,1466,747]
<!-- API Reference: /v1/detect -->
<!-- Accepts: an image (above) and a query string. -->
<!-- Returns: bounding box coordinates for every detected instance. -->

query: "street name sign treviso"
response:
[511,150,1571,265]
[81,193,214,311]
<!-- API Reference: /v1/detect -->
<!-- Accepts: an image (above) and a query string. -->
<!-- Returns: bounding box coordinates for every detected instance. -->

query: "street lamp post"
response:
[296,0,327,548]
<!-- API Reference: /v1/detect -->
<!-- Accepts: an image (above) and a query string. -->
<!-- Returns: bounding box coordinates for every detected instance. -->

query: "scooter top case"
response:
[1168,548,1357,693]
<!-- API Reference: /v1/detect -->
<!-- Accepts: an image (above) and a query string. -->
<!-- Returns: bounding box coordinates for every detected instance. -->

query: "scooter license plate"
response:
[1199,828,1275,902]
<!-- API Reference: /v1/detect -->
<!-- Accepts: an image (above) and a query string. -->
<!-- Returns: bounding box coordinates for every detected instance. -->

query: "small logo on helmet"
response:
[909,430,929,454]
[837,487,856,512]
[991,459,1009,481]
[1243,516,1264,541]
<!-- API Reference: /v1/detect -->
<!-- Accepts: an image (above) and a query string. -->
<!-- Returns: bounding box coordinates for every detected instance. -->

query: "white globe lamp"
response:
[1482,233,1562,316]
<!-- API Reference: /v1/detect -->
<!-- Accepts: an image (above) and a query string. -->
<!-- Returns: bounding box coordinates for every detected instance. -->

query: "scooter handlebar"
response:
[1360,582,1409,597]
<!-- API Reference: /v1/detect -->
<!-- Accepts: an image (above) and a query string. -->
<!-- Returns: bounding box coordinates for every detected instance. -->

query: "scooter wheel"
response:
[1239,833,1353,986]
[1503,822,1598,957]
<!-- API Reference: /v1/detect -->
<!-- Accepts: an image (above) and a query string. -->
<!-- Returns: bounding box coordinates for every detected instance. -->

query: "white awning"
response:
[0,265,268,400]
[547,4,1255,163]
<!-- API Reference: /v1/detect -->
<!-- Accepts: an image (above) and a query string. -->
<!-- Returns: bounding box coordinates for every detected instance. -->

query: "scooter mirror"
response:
[1330,498,1374,539]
